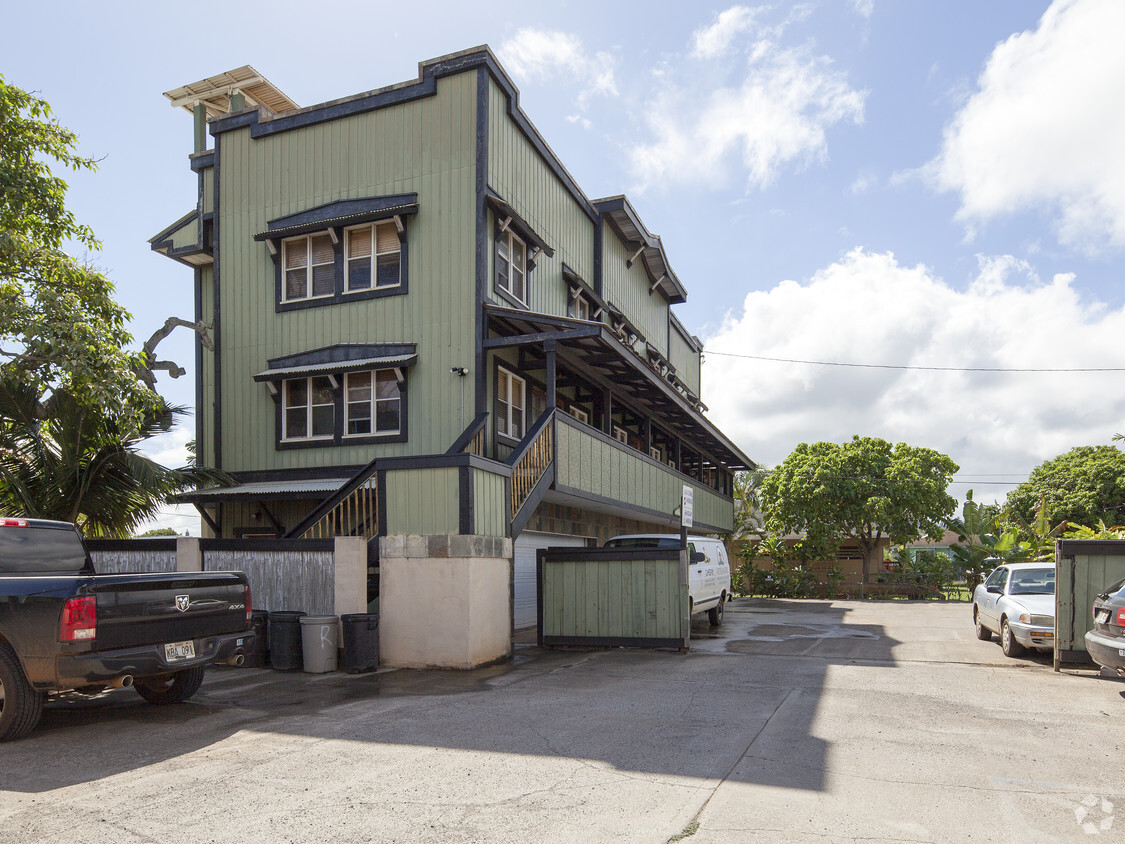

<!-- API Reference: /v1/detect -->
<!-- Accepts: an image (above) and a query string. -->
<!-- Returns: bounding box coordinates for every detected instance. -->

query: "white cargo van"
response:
[603,534,731,625]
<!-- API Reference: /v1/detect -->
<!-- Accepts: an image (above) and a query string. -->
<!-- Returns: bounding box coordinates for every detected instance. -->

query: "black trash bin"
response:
[340,613,379,673]
[245,610,270,668]
[269,611,306,670]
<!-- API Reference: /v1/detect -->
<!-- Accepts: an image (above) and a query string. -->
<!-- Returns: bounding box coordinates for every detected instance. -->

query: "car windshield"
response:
[1008,569,1055,595]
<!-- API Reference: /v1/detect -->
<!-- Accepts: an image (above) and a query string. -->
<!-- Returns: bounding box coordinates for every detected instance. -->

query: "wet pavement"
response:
[1,598,1119,843]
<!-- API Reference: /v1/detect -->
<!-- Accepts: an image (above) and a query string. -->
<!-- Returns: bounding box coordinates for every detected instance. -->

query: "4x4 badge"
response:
[175,595,190,612]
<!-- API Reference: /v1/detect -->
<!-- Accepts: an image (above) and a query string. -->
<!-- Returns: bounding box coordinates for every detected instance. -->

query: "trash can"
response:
[341,613,379,673]
[245,610,270,668]
[300,615,339,674]
[269,610,306,671]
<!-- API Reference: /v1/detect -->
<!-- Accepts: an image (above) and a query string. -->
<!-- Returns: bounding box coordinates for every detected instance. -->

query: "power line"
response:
[704,349,1125,373]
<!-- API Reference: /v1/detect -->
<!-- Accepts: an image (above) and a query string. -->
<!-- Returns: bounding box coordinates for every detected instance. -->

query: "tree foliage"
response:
[0,75,149,413]
[0,373,221,537]
[760,436,959,568]
[1004,446,1125,528]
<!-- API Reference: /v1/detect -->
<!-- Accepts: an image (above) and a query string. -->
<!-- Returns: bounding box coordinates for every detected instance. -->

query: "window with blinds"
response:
[345,369,402,436]
[495,368,526,439]
[283,234,335,301]
[283,376,335,440]
[496,229,527,304]
[345,221,401,292]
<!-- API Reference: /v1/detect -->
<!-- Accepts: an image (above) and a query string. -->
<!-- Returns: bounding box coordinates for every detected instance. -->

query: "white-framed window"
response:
[496,369,526,439]
[650,445,663,462]
[613,425,629,444]
[568,295,590,321]
[496,228,527,304]
[345,369,401,436]
[345,221,401,292]
[568,406,588,424]
[283,376,334,440]
[283,234,335,301]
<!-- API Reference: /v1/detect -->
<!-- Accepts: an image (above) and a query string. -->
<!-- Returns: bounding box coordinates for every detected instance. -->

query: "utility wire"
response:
[703,349,1125,373]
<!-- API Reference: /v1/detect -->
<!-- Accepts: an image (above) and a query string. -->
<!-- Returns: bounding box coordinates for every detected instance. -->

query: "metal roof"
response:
[254,354,417,381]
[180,478,349,502]
[164,65,298,118]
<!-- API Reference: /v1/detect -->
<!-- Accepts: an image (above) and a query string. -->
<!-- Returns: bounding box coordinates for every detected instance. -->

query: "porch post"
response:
[603,389,613,434]
[545,339,557,409]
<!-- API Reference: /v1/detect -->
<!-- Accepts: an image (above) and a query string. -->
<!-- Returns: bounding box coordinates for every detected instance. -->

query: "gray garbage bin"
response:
[341,613,379,673]
[300,615,339,673]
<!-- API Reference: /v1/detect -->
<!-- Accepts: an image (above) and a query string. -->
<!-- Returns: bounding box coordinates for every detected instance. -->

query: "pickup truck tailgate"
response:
[90,573,249,650]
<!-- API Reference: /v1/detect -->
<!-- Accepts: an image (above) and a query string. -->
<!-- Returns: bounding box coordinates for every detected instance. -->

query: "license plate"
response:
[1119,648,1125,657]
[165,640,196,662]
[1096,609,1111,623]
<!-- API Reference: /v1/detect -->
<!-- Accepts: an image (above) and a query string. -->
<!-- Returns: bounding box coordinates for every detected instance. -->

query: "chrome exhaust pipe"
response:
[109,674,134,688]
[224,654,245,667]
[1116,667,1125,678]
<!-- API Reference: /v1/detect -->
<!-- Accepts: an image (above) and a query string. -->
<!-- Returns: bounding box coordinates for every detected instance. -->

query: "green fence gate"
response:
[537,547,689,649]
[1055,539,1125,667]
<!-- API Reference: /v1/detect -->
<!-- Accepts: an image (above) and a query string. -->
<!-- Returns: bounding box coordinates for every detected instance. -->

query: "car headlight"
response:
[1018,613,1030,624]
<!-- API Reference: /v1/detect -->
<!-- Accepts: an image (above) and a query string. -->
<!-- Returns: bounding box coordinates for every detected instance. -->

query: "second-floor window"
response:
[496,229,527,304]
[496,368,526,440]
[567,295,590,321]
[283,234,335,302]
[346,222,401,292]
[345,370,402,435]
[284,376,335,440]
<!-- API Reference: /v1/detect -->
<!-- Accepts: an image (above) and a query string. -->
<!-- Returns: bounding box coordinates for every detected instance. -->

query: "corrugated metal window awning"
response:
[254,353,417,381]
[254,194,419,241]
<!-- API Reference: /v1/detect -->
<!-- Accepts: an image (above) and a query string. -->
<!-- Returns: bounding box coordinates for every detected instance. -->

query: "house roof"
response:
[164,65,298,119]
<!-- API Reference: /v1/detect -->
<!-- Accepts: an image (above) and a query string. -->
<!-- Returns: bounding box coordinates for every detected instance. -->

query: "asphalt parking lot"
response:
[1,598,1122,843]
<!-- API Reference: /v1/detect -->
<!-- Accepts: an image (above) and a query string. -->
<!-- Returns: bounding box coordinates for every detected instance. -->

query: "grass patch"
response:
[669,821,699,841]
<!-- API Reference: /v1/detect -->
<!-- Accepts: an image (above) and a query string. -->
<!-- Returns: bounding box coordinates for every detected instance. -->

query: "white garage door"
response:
[513,531,588,629]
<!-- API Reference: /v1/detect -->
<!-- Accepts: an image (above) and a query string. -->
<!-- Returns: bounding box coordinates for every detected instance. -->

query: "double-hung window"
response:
[283,376,335,440]
[345,370,402,436]
[345,222,401,292]
[496,229,527,304]
[567,295,590,321]
[283,234,335,302]
[496,369,526,440]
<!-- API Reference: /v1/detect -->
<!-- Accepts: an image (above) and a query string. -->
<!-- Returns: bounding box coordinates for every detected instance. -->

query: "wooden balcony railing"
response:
[509,411,555,523]
[302,479,378,540]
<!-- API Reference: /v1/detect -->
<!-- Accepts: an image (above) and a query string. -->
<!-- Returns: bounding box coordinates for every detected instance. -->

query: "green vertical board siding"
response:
[540,555,682,641]
[668,323,700,396]
[201,168,213,214]
[383,467,459,535]
[214,72,478,474]
[602,227,669,357]
[486,80,595,317]
[471,466,508,537]
[1057,550,1125,654]
[553,416,734,531]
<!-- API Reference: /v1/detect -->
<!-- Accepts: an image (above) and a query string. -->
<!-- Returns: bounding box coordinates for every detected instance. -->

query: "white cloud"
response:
[852,0,874,18]
[498,29,617,109]
[690,6,763,60]
[926,0,1125,254]
[702,248,1125,499]
[629,32,865,192]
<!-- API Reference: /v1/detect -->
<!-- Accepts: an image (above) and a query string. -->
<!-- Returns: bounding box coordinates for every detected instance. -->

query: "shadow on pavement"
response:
[0,598,900,796]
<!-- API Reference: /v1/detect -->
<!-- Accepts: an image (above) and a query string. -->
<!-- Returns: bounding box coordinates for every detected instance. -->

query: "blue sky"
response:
[6,0,1124,533]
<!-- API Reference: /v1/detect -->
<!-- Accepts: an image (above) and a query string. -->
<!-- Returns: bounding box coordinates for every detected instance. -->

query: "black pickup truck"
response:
[0,518,254,741]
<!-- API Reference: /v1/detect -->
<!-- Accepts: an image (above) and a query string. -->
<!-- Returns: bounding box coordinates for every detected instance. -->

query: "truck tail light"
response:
[245,585,252,627]
[59,597,97,642]
[0,518,29,527]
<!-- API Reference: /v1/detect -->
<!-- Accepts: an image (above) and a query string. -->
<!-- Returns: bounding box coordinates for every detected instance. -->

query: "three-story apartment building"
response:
[153,47,754,665]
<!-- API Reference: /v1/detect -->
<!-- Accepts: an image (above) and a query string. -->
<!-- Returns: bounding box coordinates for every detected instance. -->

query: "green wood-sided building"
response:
[153,48,754,651]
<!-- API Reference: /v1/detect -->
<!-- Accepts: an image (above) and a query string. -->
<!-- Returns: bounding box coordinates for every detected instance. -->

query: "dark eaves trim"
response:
[206,46,599,225]
[669,310,704,353]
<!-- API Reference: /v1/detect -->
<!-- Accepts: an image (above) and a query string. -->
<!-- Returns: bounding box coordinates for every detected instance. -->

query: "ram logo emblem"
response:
[175,595,191,612]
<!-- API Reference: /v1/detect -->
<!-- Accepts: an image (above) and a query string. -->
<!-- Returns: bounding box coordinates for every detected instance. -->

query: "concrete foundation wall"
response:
[379,535,513,669]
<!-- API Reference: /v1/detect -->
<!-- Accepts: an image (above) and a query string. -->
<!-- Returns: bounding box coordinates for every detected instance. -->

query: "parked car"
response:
[603,534,730,625]
[0,518,254,741]
[1085,576,1125,676]
[972,561,1056,657]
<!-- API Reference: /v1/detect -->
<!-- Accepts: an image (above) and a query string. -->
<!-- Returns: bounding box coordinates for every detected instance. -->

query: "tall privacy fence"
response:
[86,537,367,618]
[1055,539,1125,667]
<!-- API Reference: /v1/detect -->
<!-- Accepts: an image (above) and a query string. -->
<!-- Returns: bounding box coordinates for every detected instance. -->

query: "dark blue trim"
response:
[190,151,215,172]
[261,343,418,373]
[459,465,472,535]
[212,133,222,470]
[474,65,490,420]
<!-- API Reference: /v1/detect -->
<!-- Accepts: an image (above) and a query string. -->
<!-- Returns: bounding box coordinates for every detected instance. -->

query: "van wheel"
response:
[0,643,44,742]
[134,666,207,705]
[708,596,725,626]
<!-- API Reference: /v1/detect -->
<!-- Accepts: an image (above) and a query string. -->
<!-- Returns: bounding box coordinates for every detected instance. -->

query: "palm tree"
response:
[0,373,224,537]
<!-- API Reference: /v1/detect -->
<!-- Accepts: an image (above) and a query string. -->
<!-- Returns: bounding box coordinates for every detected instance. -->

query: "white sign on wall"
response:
[681,485,693,528]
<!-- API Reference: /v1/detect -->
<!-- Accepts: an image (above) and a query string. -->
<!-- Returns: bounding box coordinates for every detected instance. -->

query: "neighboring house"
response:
[152,48,754,662]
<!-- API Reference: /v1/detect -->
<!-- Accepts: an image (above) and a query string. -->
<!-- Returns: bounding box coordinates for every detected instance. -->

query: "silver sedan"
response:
[972,562,1056,657]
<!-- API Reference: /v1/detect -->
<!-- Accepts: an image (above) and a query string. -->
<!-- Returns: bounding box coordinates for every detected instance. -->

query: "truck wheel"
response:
[134,666,207,705]
[0,643,45,741]
[708,596,725,626]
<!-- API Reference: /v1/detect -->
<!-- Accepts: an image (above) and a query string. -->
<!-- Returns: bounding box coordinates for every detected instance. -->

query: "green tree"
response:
[135,527,185,538]
[0,75,149,414]
[732,468,768,538]
[0,373,221,537]
[761,436,959,573]
[1004,446,1125,528]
